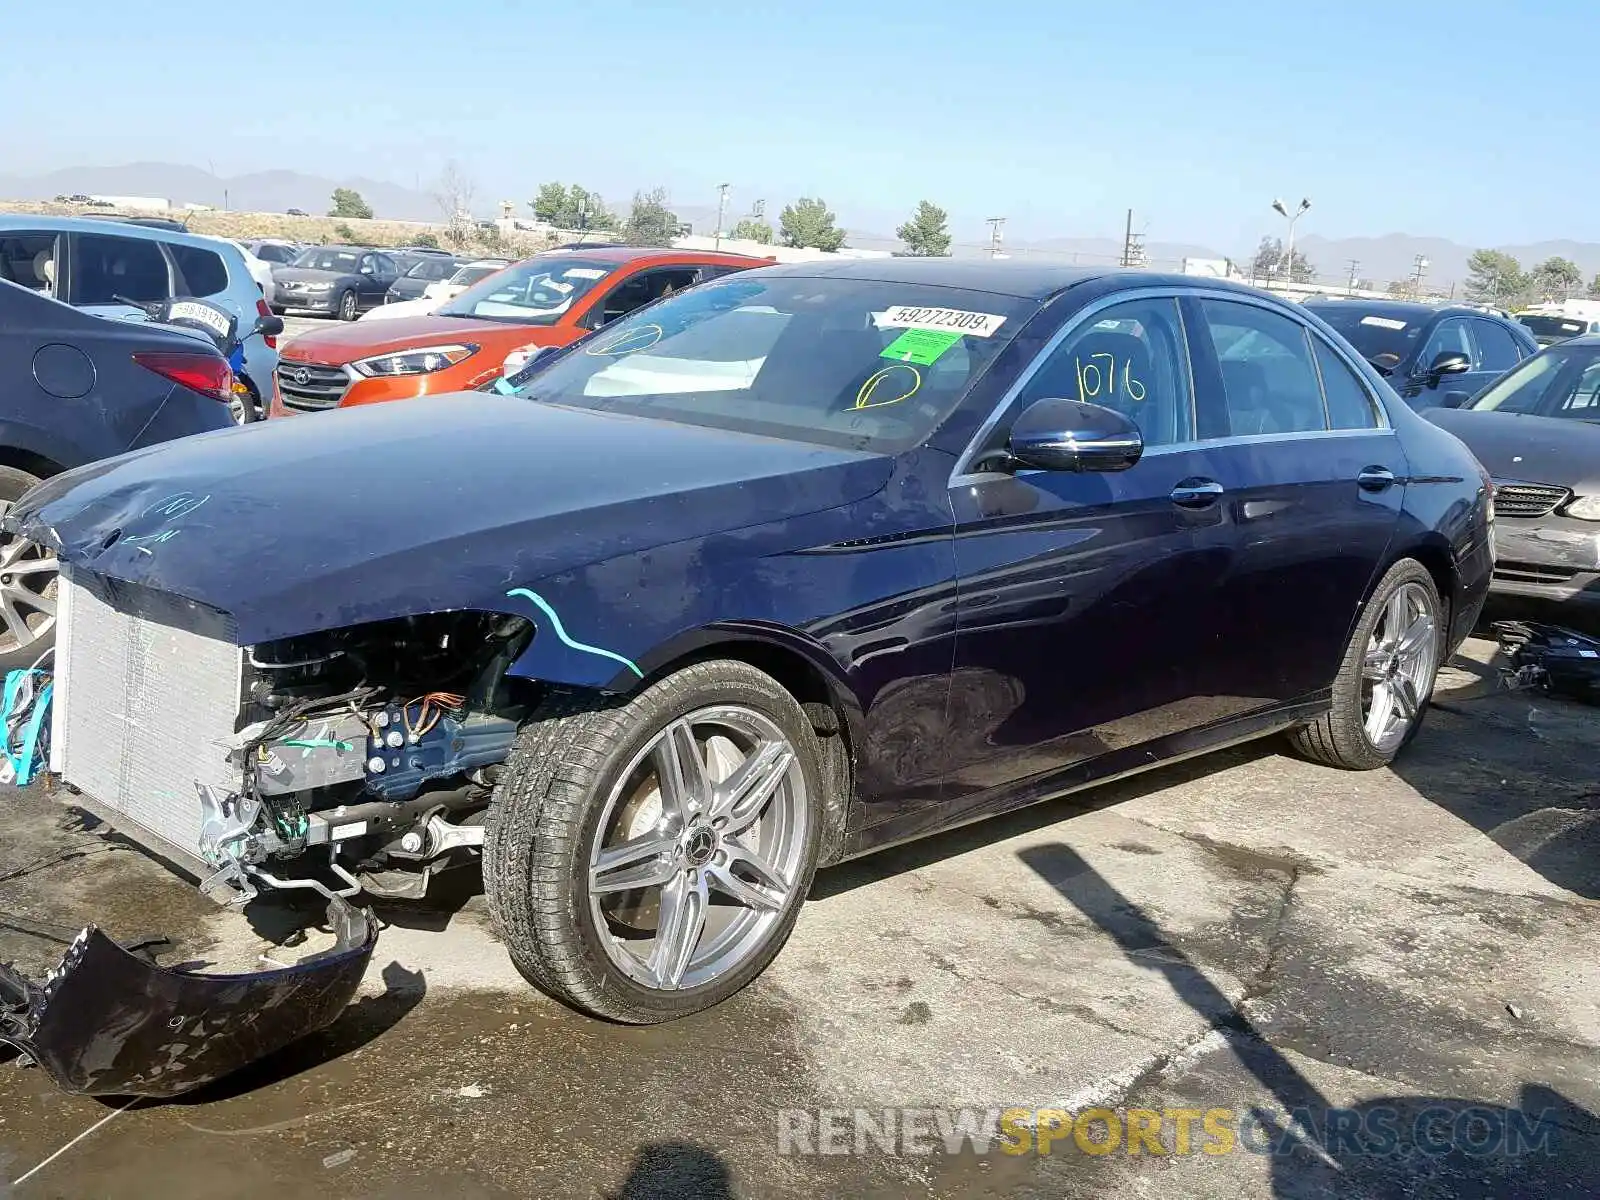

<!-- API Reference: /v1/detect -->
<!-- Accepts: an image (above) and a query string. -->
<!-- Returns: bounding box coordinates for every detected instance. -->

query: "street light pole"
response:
[1271,197,1311,289]
[714,183,730,250]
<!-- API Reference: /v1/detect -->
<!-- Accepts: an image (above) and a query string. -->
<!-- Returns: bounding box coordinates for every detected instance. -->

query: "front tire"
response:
[0,466,57,673]
[1289,558,1443,770]
[338,290,358,321]
[485,661,824,1023]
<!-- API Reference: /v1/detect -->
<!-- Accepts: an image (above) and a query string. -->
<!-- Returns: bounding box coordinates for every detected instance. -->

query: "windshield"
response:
[292,248,361,273]
[1469,344,1600,418]
[1307,305,1424,368]
[499,275,1037,452]
[437,258,612,324]
[1518,314,1594,345]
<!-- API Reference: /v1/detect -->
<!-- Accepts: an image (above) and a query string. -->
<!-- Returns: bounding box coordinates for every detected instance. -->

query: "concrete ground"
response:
[2,636,1598,1198]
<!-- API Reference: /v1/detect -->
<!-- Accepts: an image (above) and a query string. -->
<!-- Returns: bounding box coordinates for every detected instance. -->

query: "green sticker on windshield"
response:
[880,328,962,365]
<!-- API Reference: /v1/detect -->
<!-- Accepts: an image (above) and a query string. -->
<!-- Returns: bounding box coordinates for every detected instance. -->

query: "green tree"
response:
[530,183,617,231]
[1530,255,1582,301]
[621,187,679,246]
[779,197,846,251]
[328,188,373,220]
[730,217,773,244]
[1249,236,1313,283]
[1588,272,1600,300]
[412,231,440,249]
[895,200,952,257]
[1464,249,1527,306]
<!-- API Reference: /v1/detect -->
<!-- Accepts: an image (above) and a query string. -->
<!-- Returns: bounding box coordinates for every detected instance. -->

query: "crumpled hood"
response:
[1425,407,1600,492]
[6,394,890,644]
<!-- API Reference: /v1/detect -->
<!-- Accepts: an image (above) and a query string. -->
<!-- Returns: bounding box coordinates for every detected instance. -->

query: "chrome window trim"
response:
[949,285,1392,488]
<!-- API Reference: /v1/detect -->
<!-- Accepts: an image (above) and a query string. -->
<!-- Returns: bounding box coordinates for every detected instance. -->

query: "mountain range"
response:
[6,162,1598,289]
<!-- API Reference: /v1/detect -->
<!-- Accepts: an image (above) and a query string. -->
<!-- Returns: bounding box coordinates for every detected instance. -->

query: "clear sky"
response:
[9,0,1597,251]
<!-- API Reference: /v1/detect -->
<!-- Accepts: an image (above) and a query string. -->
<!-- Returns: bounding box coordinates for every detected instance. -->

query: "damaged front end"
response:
[0,900,375,1098]
[3,566,538,1097]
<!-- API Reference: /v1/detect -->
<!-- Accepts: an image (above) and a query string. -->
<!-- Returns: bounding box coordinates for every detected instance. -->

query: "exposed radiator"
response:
[52,568,245,861]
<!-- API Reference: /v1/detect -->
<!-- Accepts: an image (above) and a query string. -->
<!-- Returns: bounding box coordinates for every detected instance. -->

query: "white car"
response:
[424,259,511,301]
[198,236,276,302]
[359,259,511,322]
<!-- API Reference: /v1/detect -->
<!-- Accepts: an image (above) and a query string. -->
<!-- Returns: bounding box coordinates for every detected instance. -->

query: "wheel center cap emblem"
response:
[683,826,716,866]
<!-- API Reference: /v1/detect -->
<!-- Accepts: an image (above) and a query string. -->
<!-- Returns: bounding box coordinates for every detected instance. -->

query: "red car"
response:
[270,247,770,414]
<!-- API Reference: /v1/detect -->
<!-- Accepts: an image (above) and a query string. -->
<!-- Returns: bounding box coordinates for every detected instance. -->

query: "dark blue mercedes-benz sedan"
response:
[6,259,1493,1060]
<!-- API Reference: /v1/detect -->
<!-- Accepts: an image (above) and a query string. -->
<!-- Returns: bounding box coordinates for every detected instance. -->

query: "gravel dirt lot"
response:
[2,636,1598,1198]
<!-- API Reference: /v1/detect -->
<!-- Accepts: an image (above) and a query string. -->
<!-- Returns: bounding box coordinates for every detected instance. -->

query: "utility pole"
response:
[985,216,1006,259]
[714,183,730,249]
[1411,254,1429,298]
[1120,209,1147,268]
[1346,259,1360,294]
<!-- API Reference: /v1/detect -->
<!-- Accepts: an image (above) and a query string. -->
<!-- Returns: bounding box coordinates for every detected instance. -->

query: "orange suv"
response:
[270,246,769,415]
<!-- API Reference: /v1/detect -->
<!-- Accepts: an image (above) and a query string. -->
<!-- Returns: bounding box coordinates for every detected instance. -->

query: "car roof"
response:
[733,258,1290,302]
[536,245,773,268]
[0,213,251,258]
[1302,297,1498,322]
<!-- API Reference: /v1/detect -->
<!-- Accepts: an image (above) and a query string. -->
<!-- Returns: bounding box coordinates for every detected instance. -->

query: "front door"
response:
[944,294,1235,809]
[1179,294,1405,712]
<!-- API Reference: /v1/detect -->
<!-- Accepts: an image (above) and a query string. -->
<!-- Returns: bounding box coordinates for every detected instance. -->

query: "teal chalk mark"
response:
[506,587,643,679]
[283,737,353,752]
[125,529,179,546]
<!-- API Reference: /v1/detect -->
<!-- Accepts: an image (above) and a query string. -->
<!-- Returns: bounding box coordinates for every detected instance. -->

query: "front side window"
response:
[501,275,1037,452]
[437,258,612,325]
[1013,298,1194,447]
[1419,318,1476,369]
[1470,346,1600,418]
[70,233,171,305]
[1200,299,1327,435]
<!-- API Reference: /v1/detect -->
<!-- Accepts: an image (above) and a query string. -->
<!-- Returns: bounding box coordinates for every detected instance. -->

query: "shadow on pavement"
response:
[1018,841,1600,1198]
[606,1141,734,1200]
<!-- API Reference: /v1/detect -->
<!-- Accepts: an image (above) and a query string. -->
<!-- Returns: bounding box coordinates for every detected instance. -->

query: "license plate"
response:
[167,301,231,337]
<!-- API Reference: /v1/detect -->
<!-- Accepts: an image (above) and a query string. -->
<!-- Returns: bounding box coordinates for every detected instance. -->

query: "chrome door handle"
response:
[1170,478,1224,508]
[1357,466,1397,492]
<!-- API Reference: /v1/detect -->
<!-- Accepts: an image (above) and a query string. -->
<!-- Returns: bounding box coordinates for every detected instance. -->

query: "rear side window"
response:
[1199,299,1327,435]
[0,234,60,294]
[1473,319,1522,372]
[1311,337,1380,429]
[169,244,229,297]
[70,233,171,305]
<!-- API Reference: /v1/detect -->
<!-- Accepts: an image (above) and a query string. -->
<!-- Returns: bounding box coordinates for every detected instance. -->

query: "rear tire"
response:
[484,661,824,1024]
[1289,558,1443,770]
[0,466,57,673]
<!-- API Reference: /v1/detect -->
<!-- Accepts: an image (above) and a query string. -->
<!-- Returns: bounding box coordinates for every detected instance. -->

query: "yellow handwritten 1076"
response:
[1075,354,1146,404]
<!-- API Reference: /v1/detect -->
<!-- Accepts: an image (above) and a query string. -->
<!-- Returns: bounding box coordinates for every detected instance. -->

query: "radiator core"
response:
[52,567,245,860]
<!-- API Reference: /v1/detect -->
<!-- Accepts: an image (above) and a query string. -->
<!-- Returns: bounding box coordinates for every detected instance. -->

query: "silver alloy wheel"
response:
[586,704,808,992]
[340,291,357,320]
[0,501,57,657]
[1361,581,1438,755]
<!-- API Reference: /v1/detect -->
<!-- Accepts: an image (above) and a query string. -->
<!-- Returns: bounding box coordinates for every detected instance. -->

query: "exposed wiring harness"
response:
[402,692,466,741]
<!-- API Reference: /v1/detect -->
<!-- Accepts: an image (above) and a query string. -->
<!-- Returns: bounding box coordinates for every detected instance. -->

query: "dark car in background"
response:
[1426,335,1600,618]
[0,278,235,669]
[14,262,1492,1027]
[1303,299,1537,409]
[271,245,399,320]
[1517,311,1600,347]
[385,254,465,303]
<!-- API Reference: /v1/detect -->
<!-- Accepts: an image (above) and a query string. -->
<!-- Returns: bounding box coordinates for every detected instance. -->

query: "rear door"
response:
[1179,294,1405,713]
